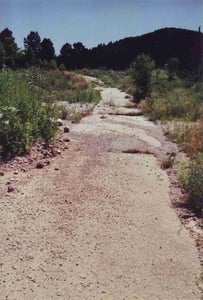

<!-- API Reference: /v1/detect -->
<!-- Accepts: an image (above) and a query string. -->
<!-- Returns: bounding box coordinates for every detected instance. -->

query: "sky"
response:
[0,0,203,54]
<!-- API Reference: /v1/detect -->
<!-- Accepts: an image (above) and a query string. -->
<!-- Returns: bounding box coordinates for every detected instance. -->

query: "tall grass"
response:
[25,69,101,104]
[0,69,57,158]
[136,68,203,218]
[179,153,203,217]
[139,70,203,122]
[77,68,134,94]
[0,68,101,158]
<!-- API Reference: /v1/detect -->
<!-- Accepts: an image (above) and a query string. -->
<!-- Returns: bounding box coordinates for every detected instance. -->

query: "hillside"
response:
[86,27,203,70]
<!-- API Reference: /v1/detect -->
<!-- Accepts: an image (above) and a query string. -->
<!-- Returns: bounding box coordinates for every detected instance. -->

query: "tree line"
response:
[0,27,202,72]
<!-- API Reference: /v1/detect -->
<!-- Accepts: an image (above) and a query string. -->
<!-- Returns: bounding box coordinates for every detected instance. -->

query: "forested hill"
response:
[0,27,202,71]
[85,28,203,70]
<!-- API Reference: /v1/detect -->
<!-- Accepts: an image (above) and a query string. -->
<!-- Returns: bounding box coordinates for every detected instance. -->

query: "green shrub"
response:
[68,88,101,104]
[130,54,155,101]
[0,70,57,158]
[179,153,203,217]
[59,63,66,71]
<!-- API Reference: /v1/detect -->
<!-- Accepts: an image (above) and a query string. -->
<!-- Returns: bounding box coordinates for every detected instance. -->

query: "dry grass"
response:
[124,100,135,108]
[161,152,176,169]
[162,120,203,157]
[122,149,153,155]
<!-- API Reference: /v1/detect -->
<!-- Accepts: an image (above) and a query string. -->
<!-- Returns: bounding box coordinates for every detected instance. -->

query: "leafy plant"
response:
[179,153,203,217]
[0,70,57,158]
[130,54,155,101]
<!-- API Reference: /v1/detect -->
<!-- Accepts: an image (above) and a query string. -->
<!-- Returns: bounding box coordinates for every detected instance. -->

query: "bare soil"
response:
[0,83,202,300]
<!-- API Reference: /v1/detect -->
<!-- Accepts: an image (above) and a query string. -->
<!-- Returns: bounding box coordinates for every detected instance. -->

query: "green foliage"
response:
[0,42,5,64]
[49,59,57,70]
[130,54,155,101]
[179,153,203,217]
[77,68,133,92]
[166,57,180,80]
[0,28,17,67]
[59,63,66,71]
[0,70,57,158]
[139,69,203,122]
[161,153,176,169]
[67,88,101,104]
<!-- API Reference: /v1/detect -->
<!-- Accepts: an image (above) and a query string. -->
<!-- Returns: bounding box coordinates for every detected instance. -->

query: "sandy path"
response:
[0,84,202,299]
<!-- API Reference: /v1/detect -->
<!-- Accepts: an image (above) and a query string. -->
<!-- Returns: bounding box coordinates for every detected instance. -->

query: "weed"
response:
[71,110,92,123]
[122,149,153,155]
[161,152,176,169]
[124,100,135,108]
[179,153,203,217]
[0,70,57,158]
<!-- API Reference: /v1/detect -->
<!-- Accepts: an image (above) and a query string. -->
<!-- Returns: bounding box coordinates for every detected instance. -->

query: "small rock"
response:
[0,171,4,176]
[56,149,61,155]
[63,126,70,133]
[63,137,70,142]
[57,118,63,126]
[54,167,59,171]
[8,185,15,193]
[14,170,18,175]
[6,181,11,185]
[36,162,44,169]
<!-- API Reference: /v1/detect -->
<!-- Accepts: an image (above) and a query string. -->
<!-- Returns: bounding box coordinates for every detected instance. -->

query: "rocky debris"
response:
[64,126,70,133]
[36,162,44,169]
[0,137,68,174]
[7,185,15,193]
[57,118,63,126]
[63,137,70,142]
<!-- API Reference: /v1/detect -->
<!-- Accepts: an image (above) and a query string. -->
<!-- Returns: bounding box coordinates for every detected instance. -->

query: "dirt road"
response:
[0,84,202,299]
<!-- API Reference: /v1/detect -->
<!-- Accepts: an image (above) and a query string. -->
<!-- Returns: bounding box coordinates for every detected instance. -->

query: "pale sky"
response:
[0,0,203,53]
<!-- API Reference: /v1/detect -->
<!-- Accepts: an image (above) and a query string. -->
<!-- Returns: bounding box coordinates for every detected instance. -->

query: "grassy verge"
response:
[136,67,203,218]
[0,68,101,159]
[76,68,134,94]
[0,69,57,159]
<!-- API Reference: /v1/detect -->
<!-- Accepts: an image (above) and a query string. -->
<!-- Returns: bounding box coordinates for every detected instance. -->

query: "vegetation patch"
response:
[0,69,100,159]
[122,149,153,155]
[161,153,176,169]
[0,70,57,159]
[179,153,203,217]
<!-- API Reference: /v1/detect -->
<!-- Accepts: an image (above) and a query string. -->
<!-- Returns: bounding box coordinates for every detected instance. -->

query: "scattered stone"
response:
[13,170,18,175]
[63,137,70,142]
[54,167,59,171]
[44,160,50,166]
[57,118,63,126]
[56,149,61,155]
[63,126,70,133]
[7,185,15,193]
[6,181,11,185]
[36,162,44,169]
[0,171,4,176]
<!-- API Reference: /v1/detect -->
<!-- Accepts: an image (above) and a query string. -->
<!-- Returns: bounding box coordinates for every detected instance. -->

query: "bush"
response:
[0,70,57,158]
[59,63,66,71]
[68,88,101,104]
[179,153,203,217]
[130,54,155,101]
